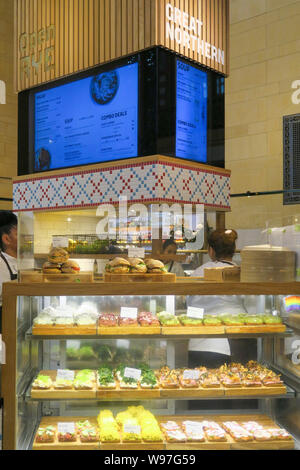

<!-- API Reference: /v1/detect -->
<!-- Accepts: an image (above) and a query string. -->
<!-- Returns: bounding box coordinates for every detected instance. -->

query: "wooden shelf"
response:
[32,414,295,451]
[29,324,287,339]
[5,280,300,297]
[29,371,287,401]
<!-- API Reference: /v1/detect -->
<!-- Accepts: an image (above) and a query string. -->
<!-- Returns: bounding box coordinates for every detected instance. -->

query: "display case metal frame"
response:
[2,280,300,450]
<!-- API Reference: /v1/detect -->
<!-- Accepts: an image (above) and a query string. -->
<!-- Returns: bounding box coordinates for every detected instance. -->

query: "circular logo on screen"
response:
[35,148,51,171]
[90,71,119,105]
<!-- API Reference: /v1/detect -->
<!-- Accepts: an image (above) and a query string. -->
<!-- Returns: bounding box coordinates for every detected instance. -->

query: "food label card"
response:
[52,237,69,248]
[120,307,138,319]
[187,307,204,319]
[183,370,200,380]
[128,247,145,258]
[123,424,141,435]
[58,422,75,435]
[124,367,141,381]
[57,370,75,381]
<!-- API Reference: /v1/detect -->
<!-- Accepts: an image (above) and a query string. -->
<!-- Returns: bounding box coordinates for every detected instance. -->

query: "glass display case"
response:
[1,280,300,450]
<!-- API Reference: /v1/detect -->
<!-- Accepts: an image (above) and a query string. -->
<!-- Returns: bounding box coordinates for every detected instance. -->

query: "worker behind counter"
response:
[0,211,18,332]
[162,239,185,276]
[188,229,257,367]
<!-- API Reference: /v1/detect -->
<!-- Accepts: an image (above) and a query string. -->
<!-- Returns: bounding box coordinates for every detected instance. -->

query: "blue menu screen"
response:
[176,60,208,163]
[34,62,138,171]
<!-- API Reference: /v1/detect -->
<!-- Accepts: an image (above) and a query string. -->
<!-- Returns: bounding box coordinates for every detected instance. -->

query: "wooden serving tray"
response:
[98,325,161,336]
[32,417,99,451]
[159,387,224,398]
[32,414,294,451]
[32,324,97,336]
[158,414,294,451]
[224,325,286,334]
[96,383,160,400]
[31,371,97,399]
[20,271,93,283]
[31,371,287,400]
[223,384,287,396]
[161,326,225,335]
[104,272,176,283]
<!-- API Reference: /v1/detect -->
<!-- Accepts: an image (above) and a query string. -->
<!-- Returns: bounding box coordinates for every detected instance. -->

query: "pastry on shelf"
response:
[266,428,293,441]
[75,314,96,326]
[157,311,180,326]
[261,371,284,387]
[221,372,243,388]
[181,421,205,442]
[118,316,138,327]
[79,427,99,443]
[222,422,253,441]
[242,373,262,387]
[35,426,56,443]
[252,429,272,441]
[74,370,95,390]
[76,420,93,434]
[178,315,203,326]
[262,315,283,325]
[179,371,200,389]
[98,367,116,389]
[140,369,159,389]
[57,427,77,443]
[32,374,52,390]
[138,311,160,326]
[164,429,187,442]
[201,372,220,388]
[159,367,180,388]
[98,313,118,327]
[203,315,222,326]
[221,315,246,326]
[122,418,142,442]
[244,315,264,326]
[33,315,55,326]
[53,378,73,390]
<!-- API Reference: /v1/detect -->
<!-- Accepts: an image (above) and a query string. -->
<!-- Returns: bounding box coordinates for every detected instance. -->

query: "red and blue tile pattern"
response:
[13,160,231,212]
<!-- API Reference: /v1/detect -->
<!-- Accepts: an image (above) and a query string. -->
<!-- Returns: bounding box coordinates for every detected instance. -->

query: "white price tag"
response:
[187,307,204,319]
[56,370,75,381]
[57,422,75,435]
[128,247,145,258]
[124,424,141,435]
[52,237,69,248]
[183,370,200,380]
[124,367,142,381]
[120,307,138,319]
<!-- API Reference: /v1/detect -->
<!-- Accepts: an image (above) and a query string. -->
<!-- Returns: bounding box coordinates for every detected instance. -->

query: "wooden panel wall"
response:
[157,0,229,76]
[15,0,229,91]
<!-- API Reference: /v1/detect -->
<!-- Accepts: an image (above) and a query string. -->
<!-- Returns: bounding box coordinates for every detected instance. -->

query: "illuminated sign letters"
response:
[166,2,225,66]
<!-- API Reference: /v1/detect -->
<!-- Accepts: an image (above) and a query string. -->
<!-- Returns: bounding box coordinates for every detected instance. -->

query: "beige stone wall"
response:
[0,0,17,210]
[226,0,300,230]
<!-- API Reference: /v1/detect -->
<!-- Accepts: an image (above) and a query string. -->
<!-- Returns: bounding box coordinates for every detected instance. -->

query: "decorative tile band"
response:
[13,161,231,212]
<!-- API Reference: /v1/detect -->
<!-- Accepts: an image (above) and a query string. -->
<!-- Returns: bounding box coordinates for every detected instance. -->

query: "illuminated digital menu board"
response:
[176,60,208,163]
[34,62,138,171]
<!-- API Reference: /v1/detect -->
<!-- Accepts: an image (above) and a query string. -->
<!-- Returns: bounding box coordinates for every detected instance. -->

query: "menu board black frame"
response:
[18,46,225,176]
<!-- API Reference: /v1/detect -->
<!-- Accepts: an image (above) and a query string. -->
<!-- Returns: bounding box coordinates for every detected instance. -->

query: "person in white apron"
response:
[188,229,256,367]
[0,211,18,332]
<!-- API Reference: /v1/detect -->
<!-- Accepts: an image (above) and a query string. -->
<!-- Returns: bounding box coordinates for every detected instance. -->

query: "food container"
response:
[241,245,296,282]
